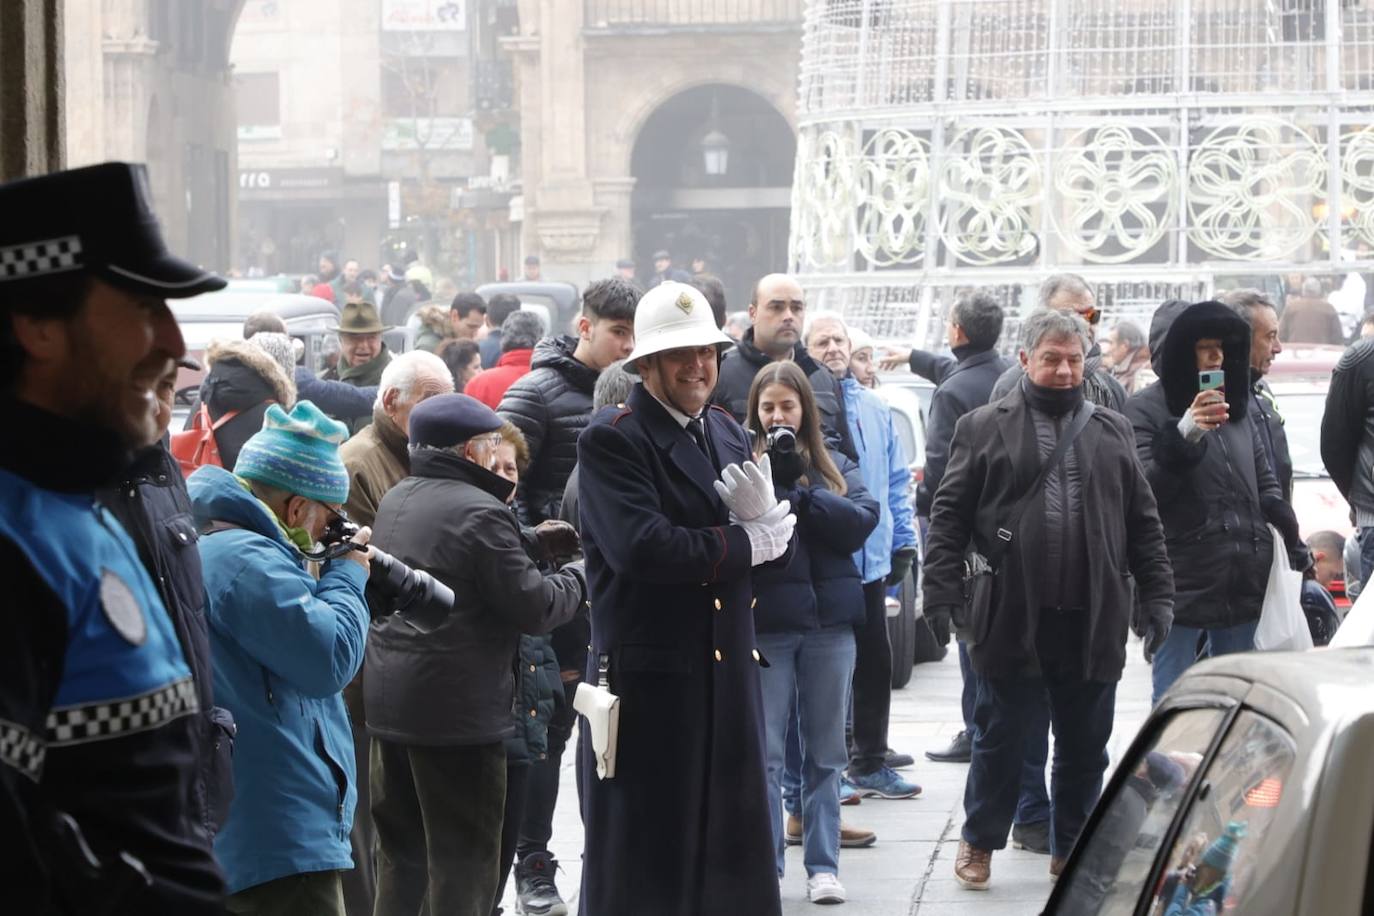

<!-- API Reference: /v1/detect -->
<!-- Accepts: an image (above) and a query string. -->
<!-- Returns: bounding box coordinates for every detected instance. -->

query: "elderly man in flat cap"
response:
[0,162,227,912]
[365,393,586,916]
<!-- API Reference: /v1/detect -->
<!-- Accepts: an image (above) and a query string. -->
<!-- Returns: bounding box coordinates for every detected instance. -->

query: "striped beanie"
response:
[235,400,350,504]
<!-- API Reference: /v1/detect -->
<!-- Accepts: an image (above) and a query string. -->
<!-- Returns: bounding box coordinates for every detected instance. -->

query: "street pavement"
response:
[500,638,1154,916]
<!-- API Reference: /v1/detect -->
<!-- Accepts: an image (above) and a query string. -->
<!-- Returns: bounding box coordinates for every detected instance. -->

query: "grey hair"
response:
[1218,288,1277,326]
[375,349,452,409]
[1111,320,1146,350]
[593,359,636,409]
[501,310,545,353]
[1301,277,1324,299]
[1021,309,1091,355]
[1037,273,1094,310]
[803,310,849,346]
[950,291,1005,350]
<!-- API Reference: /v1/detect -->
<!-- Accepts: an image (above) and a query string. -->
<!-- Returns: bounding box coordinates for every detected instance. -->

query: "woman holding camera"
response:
[745,362,880,905]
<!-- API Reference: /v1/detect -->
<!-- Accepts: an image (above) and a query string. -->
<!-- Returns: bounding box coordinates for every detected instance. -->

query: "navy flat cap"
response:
[0,161,225,300]
[409,393,503,449]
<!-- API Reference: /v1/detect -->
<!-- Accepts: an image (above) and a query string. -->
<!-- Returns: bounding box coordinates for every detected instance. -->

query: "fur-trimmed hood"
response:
[415,304,453,341]
[1147,300,1250,421]
[202,338,297,410]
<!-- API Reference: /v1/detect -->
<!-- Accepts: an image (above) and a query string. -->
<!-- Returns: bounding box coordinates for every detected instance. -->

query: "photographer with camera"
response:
[188,401,373,914]
[364,394,585,916]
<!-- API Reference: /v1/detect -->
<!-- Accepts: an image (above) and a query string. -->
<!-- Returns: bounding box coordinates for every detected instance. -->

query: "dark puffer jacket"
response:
[498,336,599,525]
[713,329,858,461]
[752,450,878,634]
[505,635,561,766]
[1124,301,1287,630]
[1321,336,1374,524]
[196,339,297,471]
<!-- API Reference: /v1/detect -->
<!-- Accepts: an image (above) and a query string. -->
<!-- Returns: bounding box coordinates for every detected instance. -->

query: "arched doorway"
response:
[630,84,796,309]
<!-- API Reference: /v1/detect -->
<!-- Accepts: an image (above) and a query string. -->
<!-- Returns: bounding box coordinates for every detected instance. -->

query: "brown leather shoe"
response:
[954,840,992,890]
[1050,856,1066,882]
[841,821,877,848]
[785,814,802,845]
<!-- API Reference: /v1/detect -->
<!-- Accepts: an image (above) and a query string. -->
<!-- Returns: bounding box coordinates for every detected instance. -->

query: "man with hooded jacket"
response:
[1125,300,1305,704]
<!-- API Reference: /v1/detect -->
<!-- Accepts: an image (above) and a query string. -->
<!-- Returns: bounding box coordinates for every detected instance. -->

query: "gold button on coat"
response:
[714,649,723,662]
[713,599,723,610]
[752,649,761,662]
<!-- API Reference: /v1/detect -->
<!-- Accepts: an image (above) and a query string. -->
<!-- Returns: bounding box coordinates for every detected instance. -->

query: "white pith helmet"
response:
[625,281,733,374]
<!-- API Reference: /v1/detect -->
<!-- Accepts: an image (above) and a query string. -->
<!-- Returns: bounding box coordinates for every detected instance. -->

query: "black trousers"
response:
[371,739,506,916]
[848,579,893,775]
[493,763,530,914]
[342,712,374,916]
[516,682,574,860]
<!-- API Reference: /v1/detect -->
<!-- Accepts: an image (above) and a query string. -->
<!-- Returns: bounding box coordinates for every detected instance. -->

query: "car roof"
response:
[172,290,340,322]
[475,280,579,304]
[1181,646,1374,721]
[1268,345,1344,377]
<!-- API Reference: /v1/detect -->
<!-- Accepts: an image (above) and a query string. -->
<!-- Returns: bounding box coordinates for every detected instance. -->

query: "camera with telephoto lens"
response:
[765,425,797,455]
[314,515,455,635]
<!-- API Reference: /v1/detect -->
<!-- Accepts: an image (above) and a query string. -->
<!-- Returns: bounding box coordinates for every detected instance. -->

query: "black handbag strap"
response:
[987,402,1095,565]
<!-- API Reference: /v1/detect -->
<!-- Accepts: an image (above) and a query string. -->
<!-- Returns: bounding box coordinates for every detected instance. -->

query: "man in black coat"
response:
[713,273,857,460]
[1125,300,1303,705]
[924,310,1173,891]
[1322,335,1374,589]
[989,274,1127,412]
[1220,288,1292,500]
[365,394,585,916]
[101,359,235,847]
[496,278,637,913]
[577,281,795,915]
[880,291,1008,768]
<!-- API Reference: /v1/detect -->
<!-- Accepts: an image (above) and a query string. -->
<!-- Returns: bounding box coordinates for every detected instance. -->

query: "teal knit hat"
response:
[235,400,351,504]
[1200,820,1247,874]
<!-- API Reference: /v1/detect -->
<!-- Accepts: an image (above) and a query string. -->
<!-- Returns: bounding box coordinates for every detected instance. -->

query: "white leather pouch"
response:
[574,681,620,780]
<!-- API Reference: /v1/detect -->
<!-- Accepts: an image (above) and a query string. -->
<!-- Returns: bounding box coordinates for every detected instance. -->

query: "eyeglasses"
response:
[1079,306,1101,325]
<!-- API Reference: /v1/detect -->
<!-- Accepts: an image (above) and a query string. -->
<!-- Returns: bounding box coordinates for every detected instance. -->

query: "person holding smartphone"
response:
[1125,300,1308,704]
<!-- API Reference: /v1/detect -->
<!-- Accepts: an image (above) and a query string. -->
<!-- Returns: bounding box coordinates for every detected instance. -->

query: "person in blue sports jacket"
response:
[190,401,372,914]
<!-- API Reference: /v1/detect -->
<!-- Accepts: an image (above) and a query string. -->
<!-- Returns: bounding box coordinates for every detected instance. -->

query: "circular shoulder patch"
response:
[100,568,147,646]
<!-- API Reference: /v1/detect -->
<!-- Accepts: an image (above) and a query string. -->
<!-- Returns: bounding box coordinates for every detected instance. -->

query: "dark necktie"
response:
[686,417,710,458]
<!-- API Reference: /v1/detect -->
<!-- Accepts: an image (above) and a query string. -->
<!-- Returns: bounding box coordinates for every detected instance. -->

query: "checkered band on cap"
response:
[0,717,46,782]
[45,677,198,747]
[0,235,83,282]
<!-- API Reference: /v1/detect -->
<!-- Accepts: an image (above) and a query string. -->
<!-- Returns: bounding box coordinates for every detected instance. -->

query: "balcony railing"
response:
[584,0,803,31]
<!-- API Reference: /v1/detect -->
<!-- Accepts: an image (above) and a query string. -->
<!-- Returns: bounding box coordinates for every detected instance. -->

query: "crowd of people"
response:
[3,160,1369,916]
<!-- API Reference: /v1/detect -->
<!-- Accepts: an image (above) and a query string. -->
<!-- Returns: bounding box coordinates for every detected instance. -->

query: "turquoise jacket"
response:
[842,377,918,583]
[188,466,369,893]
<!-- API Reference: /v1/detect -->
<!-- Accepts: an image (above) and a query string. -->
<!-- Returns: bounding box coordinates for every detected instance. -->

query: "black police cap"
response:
[408,393,503,450]
[0,162,225,301]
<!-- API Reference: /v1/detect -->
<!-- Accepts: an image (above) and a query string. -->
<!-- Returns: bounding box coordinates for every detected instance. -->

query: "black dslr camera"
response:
[765,425,797,456]
[313,516,455,635]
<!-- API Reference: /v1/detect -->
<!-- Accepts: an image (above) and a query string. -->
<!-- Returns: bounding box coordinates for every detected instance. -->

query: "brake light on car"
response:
[1243,776,1283,808]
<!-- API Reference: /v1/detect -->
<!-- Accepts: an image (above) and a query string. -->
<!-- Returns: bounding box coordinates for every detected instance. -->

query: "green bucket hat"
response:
[332,299,391,335]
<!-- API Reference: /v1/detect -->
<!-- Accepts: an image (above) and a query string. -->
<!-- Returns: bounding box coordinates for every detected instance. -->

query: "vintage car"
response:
[1045,646,1374,915]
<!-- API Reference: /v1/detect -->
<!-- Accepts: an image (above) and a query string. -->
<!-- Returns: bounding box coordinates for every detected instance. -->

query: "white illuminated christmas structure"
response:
[790,0,1374,342]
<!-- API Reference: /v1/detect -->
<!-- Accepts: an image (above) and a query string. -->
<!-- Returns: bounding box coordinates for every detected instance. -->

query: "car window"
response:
[1272,391,1326,477]
[889,406,917,467]
[1056,707,1226,916]
[1144,711,1296,916]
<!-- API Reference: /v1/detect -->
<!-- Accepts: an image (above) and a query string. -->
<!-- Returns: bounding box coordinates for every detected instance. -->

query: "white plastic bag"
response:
[1253,525,1313,652]
[1331,573,1374,647]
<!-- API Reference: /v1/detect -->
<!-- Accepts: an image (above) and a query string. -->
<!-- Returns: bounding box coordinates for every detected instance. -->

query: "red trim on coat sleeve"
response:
[611,408,633,426]
[710,526,729,581]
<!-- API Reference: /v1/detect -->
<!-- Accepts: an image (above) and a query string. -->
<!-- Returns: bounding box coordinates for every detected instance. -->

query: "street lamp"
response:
[700,92,730,177]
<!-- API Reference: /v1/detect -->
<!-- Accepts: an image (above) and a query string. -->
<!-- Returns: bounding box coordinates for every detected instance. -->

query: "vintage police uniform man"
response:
[0,162,227,912]
[576,282,796,915]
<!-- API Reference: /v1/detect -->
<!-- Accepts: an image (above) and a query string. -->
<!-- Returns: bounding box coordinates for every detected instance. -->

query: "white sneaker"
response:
[807,873,846,905]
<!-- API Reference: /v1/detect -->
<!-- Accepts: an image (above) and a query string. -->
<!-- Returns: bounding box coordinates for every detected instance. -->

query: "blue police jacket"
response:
[0,398,224,912]
[842,377,918,583]
[189,465,369,894]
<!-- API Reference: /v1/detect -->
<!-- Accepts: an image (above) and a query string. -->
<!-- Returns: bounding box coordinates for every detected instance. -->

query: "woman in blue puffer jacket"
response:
[745,362,880,906]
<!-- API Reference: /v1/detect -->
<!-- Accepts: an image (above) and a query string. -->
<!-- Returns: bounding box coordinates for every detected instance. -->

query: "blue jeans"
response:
[758,626,856,878]
[962,676,1115,858]
[1150,620,1257,705]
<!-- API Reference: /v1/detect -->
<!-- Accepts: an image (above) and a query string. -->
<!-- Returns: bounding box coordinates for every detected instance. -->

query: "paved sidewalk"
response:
[500,640,1154,916]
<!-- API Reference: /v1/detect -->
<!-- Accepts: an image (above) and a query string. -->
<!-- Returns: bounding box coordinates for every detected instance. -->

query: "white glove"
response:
[713,453,776,522]
[739,503,796,566]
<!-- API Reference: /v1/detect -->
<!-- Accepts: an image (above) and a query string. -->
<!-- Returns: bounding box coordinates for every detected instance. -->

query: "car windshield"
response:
[1273,391,1327,478]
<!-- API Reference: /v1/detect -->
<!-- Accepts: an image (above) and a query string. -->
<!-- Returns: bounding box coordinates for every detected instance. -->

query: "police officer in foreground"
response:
[0,162,228,913]
[575,282,795,915]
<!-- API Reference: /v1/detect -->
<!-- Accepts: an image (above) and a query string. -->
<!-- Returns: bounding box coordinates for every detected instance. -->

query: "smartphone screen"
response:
[1198,369,1225,393]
